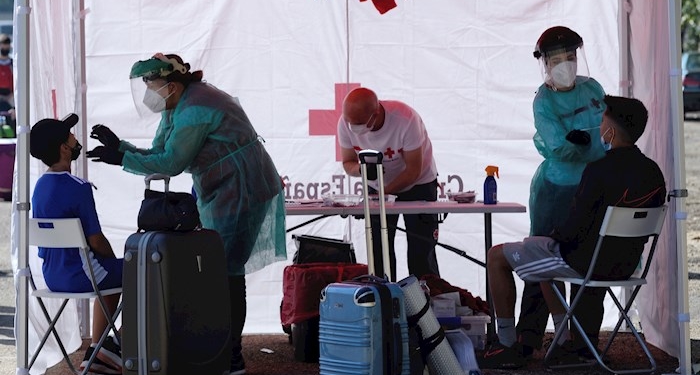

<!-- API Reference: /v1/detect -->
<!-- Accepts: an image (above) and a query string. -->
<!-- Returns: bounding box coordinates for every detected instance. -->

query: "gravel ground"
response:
[0,119,698,374]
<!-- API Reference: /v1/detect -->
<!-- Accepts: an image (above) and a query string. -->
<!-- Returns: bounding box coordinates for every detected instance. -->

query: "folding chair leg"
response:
[545,282,657,374]
[80,298,122,375]
[600,285,643,356]
[29,298,78,374]
[594,288,657,375]
[543,282,595,370]
[79,300,123,375]
[95,294,122,342]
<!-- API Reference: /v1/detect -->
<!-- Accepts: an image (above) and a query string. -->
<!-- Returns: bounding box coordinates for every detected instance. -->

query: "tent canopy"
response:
[12,1,689,374]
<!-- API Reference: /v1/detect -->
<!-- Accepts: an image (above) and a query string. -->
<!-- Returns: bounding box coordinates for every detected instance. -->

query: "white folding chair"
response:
[28,218,122,374]
[544,205,667,374]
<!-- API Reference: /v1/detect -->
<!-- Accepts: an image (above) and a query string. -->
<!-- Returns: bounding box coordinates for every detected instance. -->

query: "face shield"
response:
[130,77,171,117]
[534,26,589,91]
[128,54,187,118]
[539,46,590,90]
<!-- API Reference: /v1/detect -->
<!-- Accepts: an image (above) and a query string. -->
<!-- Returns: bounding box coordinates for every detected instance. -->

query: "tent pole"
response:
[617,0,638,332]
[73,0,91,339]
[669,0,693,372]
[664,1,692,374]
[618,0,630,98]
[14,0,32,373]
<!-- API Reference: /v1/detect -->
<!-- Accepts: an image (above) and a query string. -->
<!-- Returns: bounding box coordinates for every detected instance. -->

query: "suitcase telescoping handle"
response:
[358,149,392,281]
[144,173,171,192]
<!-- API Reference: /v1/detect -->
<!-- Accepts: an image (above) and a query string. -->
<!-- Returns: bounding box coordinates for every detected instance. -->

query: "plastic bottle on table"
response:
[483,165,499,205]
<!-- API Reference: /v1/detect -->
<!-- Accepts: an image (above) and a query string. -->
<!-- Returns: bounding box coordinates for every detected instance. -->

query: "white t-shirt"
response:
[337,100,438,192]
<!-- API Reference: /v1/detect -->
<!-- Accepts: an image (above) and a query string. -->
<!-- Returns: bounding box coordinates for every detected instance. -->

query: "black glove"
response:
[86,146,124,166]
[565,129,591,145]
[90,124,121,149]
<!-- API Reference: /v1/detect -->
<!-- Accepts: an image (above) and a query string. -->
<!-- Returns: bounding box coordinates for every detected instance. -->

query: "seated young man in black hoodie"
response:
[479,95,666,369]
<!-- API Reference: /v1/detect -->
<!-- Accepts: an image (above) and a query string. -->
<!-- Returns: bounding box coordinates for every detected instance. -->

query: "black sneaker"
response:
[96,336,123,372]
[577,346,611,365]
[79,346,121,375]
[229,353,246,375]
[478,341,525,369]
[545,340,581,366]
[519,344,534,359]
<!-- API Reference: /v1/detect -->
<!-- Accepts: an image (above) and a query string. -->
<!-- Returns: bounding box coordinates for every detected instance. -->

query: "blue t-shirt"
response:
[32,172,110,292]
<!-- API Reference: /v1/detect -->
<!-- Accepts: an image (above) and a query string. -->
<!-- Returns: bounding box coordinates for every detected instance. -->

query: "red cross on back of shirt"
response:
[308,83,361,161]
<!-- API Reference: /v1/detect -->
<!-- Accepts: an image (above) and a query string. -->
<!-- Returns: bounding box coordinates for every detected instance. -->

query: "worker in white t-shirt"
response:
[337,87,439,281]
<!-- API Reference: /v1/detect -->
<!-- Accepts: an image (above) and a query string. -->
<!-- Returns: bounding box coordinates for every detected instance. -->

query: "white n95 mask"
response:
[551,61,577,88]
[142,84,171,113]
[348,123,371,135]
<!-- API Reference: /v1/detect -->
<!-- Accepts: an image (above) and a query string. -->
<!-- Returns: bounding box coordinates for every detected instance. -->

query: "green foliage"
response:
[684,0,700,52]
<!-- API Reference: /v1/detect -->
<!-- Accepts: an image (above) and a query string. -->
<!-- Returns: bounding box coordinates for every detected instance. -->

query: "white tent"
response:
[11,1,690,374]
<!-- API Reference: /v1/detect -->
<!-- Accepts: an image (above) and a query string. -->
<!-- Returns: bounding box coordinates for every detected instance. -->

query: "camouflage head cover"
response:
[129,53,188,80]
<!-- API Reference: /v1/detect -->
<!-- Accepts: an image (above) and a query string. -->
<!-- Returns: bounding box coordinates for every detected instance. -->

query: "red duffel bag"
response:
[280,262,368,326]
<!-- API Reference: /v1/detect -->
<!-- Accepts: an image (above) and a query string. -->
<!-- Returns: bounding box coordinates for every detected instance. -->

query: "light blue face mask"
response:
[600,128,612,151]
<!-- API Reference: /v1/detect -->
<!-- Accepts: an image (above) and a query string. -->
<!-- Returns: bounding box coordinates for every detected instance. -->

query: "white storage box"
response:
[437,314,490,350]
[430,298,456,318]
[460,315,490,350]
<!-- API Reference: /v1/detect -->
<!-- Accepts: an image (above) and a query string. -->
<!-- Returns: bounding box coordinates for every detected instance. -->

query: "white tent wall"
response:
[12,0,688,373]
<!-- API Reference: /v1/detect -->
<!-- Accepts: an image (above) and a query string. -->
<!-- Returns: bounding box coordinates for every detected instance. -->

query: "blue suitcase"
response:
[318,150,410,375]
[319,277,410,375]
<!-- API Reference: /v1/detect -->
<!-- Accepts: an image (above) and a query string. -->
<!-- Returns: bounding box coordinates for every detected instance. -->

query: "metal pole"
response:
[14,0,31,373]
[665,1,692,373]
[73,0,91,339]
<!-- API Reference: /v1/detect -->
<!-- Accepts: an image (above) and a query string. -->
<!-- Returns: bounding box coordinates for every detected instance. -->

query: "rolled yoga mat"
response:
[399,275,465,375]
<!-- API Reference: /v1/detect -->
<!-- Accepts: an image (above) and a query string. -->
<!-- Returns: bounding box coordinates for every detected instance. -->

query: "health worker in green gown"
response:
[517,26,608,360]
[86,53,286,375]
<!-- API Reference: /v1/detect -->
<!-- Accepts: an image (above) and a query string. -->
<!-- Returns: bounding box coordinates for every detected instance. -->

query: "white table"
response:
[285,200,526,257]
[285,200,527,339]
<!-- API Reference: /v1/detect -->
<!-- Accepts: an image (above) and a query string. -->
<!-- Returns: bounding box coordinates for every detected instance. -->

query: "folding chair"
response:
[544,205,667,374]
[27,218,122,374]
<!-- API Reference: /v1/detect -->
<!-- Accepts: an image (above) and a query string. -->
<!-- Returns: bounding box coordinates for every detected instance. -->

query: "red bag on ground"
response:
[280,262,368,326]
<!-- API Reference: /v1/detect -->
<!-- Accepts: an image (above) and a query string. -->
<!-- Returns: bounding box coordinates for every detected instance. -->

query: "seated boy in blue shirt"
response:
[30,115,123,374]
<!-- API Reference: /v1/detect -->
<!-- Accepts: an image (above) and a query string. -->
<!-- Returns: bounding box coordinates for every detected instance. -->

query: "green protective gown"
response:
[120,82,286,275]
[529,77,606,236]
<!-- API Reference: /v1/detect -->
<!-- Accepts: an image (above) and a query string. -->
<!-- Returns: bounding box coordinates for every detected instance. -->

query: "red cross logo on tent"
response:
[308,83,361,161]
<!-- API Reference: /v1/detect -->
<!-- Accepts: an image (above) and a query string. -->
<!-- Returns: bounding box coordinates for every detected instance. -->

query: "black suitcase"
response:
[121,229,232,375]
[291,234,356,264]
[283,235,358,362]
